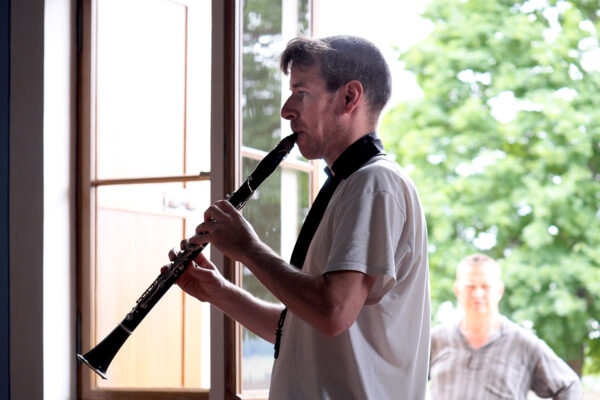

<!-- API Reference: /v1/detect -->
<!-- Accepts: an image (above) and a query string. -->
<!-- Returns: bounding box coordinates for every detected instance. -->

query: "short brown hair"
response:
[280,35,392,114]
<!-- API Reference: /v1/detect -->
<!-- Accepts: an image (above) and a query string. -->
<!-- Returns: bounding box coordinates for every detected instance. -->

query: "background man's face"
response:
[454,264,504,317]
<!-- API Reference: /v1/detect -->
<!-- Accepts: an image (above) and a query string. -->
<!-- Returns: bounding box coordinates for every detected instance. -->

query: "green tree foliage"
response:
[381,0,600,374]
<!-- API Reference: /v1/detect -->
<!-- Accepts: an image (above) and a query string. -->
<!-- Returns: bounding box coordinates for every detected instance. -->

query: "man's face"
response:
[280,64,343,163]
[454,264,504,317]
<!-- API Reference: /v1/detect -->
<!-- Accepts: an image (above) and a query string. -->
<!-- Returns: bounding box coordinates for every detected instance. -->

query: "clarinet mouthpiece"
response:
[279,132,298,152]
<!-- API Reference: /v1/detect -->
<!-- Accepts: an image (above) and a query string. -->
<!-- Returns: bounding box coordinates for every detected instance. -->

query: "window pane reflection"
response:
[241,161,309,390]
[242,0,310,154]
[241,0,311,391]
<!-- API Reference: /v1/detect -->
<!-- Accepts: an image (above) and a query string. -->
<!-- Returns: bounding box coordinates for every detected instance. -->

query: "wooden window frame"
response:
[77,1,318,399]
[77,0,221,398]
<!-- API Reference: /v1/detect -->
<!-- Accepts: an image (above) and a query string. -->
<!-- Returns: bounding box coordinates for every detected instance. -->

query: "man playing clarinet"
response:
[169,35,431,399]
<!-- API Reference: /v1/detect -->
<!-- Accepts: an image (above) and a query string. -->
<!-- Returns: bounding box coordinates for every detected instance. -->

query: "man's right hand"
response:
[163,240,229,303]
[163,239,285,344]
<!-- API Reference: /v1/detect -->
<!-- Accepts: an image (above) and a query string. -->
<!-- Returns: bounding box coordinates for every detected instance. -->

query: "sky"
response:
[316,0,434,108]
[317,0,600,116]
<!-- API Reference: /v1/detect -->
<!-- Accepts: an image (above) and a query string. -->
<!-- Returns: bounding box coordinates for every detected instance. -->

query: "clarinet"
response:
[77,132,297,380]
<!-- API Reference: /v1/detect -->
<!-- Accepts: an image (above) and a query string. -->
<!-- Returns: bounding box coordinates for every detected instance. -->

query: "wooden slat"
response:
[241,146,313,173]
[91,173,210,187]
[86,388,208,399]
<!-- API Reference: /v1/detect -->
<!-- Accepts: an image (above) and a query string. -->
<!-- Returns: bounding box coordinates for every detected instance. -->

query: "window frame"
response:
[77,0,218,398]
[76,1,317,399]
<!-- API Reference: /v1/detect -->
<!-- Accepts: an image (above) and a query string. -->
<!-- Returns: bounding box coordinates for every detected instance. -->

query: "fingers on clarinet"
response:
[180,238,190,250]
[188,234,204,246]
[168,247,179,261]
[204,202,228,221]
[160,265,168,274]
[215,199,235,212]
[204,203,221,221]
[195,223,210,236]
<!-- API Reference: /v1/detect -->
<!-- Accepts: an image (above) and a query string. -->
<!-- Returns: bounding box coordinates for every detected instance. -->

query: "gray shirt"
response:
[429,317,582,400]
[270,157,430,399]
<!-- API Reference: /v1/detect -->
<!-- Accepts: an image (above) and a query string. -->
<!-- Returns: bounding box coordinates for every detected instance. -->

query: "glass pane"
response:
[241,0,311,392]
[185,4,212,175]
[96,0,185,179]
[240,160,309,390]
[95,181,211,389]
[241,0,310,156]
[96,0,211,179]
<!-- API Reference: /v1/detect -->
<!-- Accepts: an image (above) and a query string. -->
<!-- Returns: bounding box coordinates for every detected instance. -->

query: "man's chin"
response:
[470,307,490,316]
[296,137,316,160]
[297,147,314,161]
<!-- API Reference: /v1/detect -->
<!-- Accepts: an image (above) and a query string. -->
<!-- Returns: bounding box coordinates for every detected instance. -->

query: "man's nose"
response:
[280,99,297,120]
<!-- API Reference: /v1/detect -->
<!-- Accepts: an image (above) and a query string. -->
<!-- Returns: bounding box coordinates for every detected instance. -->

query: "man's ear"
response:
[342,80,363,113]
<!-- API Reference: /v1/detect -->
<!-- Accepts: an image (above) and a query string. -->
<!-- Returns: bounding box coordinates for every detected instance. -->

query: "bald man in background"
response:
[429,254,582,400]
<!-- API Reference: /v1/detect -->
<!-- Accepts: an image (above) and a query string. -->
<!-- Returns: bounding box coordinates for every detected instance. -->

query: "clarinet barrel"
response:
[77,133,297,379]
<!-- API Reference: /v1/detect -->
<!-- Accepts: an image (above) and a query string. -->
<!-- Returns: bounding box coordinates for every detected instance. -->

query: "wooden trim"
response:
[77,0,96,397]
[236,390,269,400]
[241,146,313,173]
[223,1,242,398]
[90,173,210,187]
[241,145,321,201]
[310,161,320,202]
[210,0,242,399]
[83,388,208,400]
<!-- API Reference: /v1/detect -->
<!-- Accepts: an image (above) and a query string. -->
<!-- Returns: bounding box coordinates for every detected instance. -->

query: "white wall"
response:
[10,0,76,398]
[43,0,76,398]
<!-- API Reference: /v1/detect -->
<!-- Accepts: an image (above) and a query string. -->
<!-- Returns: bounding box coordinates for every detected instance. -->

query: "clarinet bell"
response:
[77,352,108,380]
[77,324,131,380]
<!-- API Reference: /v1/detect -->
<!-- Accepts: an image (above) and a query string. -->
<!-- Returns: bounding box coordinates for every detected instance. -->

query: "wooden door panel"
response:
[96,208,184,387]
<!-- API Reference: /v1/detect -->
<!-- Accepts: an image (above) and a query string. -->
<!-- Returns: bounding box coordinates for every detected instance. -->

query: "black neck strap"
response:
[275,132,384,358]
[289,132,384,269]
[329,132,385,179]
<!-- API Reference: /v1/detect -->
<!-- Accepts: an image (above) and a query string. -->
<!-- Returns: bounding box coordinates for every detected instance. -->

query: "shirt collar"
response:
[325,132,385,179]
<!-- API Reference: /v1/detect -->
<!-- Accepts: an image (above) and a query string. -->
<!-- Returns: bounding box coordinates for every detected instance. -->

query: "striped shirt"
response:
[429,317,582,400]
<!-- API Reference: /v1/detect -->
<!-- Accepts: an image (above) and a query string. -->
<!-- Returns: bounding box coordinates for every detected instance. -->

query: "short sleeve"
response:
[325,187,406,303]
[530,339,583,399]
